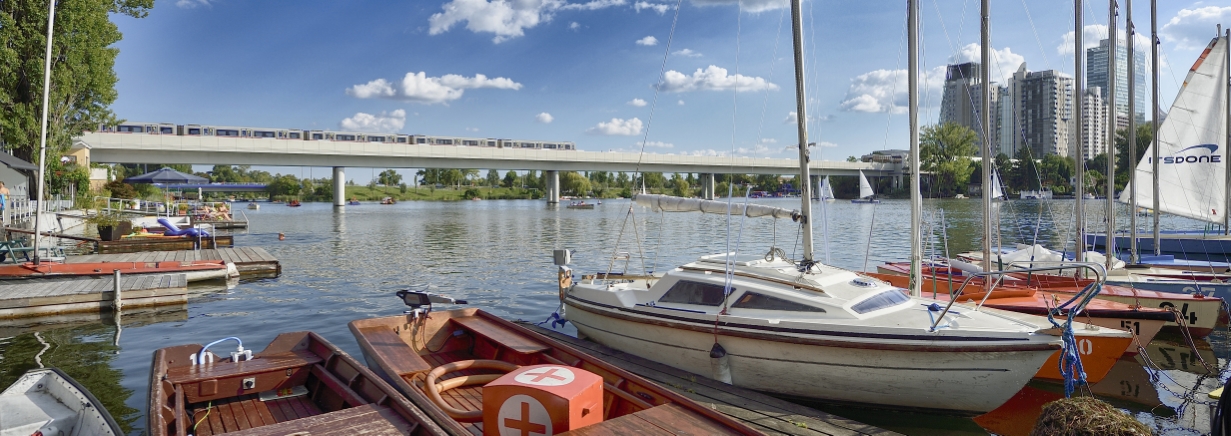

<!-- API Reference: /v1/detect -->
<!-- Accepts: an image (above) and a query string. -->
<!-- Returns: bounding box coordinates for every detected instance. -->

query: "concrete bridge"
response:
[75,132,903,205]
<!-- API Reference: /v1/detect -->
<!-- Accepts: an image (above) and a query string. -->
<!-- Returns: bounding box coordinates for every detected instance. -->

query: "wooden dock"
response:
[518,323,898,436]
[96,235,234,254]
[64,247,281,275]
[0,273,188,319]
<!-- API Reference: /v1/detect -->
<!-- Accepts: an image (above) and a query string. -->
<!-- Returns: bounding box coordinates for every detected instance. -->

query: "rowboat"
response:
[0,367,122,435]
[149,331,447,436]
[0,260,237,282]
[349,291,761,435]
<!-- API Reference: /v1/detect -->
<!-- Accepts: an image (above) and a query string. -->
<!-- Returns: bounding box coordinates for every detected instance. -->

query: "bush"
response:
[462,188,481,199]
[104,180,138,199]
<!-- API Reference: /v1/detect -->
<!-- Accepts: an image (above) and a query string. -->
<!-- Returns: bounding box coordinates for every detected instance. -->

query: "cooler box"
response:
[482,364,604,435]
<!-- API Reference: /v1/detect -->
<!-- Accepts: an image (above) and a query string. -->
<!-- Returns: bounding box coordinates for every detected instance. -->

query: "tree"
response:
[846,156,859,163]
[267,175,301,197]
[377,169,402,186]
[1010,146,1037,192]
[920,122,978,197]
[1,0,153,169]
[560,171,591,195]
[502,170,518,188]
[671,174,691,197]
[485,169,500,187]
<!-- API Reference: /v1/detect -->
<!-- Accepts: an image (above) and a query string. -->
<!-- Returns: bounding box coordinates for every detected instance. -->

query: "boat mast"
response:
[1075,0,1086,269]
[32,0,57,266]
[789,0,815,264]
[1150,0,1159,254]
[1225,27,1230,235]
[980,0,992,291]
[908,0,921,297]
[1105,0,1118,270]
[1127,0,1138,263]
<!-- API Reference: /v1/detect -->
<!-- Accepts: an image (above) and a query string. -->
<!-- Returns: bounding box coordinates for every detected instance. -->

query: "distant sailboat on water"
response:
[817,176,835,201]
[851,170,880,203]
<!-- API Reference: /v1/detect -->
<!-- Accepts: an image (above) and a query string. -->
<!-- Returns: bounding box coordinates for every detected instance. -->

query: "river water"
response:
[0,198,1226,435]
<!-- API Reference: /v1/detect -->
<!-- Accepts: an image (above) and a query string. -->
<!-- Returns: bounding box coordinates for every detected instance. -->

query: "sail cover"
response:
[634,194,798,219]
[858,171,875,199]
[1120,36,1228,224]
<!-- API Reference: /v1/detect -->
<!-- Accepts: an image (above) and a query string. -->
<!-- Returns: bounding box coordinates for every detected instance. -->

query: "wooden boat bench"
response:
[355,326,433,378]
[165,350,323,403]
[560,403,742,435]
[450,315,551,355]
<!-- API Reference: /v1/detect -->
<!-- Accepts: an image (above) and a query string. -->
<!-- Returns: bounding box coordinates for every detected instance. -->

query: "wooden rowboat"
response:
[149,331,447,436]
[350,301,760,436]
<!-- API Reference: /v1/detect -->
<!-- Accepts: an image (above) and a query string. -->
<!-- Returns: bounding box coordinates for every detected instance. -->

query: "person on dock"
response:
[0,181,10,226]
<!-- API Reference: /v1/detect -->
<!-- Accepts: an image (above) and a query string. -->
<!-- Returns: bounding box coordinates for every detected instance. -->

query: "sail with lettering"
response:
[1120,36,1228,223]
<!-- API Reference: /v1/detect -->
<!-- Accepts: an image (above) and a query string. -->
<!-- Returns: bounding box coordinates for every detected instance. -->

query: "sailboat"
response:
[850,170,880,203]
[556,0,1069,415]
[1092,33,1231,262]
[817,176,835,201]
[990,168,1006,200]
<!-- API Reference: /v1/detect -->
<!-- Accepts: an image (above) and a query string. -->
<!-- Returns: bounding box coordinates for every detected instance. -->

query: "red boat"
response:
[0,260,235,282]
[288,199,302,207]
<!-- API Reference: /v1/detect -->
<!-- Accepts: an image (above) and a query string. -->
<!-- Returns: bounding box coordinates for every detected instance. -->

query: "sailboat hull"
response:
[565,297,1054,415]
[1086,233,1231,264]
[850,199,880,204]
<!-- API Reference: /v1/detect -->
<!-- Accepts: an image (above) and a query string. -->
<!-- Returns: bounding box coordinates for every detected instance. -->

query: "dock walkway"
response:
[0,273,187,319]
[64,247,280,275]
[519,323,898,436]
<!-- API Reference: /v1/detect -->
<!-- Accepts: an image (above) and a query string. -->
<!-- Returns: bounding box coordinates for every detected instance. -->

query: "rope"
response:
[1045,281,1104,397]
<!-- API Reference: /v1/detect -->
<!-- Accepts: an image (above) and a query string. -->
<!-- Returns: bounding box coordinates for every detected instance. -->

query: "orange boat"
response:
[877,262,1220,338]
[0,260,236,282]
[866,272,1137,384]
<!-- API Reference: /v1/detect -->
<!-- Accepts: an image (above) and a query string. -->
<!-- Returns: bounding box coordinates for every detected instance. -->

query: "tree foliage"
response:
[921,122,978,197]
[377,169,402,186]
[560,171,591,195]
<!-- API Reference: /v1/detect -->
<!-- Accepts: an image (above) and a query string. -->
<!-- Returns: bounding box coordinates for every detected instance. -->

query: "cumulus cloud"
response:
[347,72,522,104]
[1057,25,1152,57]
[587,117,643,135]
[569,21,580,30]
[628,98,648,107]
[175,0,211,7]
[656,66,778,93]
[839,67,944,114]
[340,109,406,133]
[691,0,787,13]
[672,48,702,57]
[1162,6,1231,50]
[536,112,554,123]
[634,1,671,14]
[637,140,673,149]
[677,100,685,105]
[636,36,659,46]
[948,43,1027,83]
[429,0,625,43]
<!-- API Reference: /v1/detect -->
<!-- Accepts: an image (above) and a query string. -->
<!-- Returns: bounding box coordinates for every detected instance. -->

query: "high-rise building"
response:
[1010,65,1073,158]
[939,62,1001,155]
[1087,37,1147,126]
[1076,86,1108,161]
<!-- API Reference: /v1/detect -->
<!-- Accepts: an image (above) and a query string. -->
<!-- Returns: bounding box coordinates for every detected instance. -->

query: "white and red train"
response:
[97,122,577,151]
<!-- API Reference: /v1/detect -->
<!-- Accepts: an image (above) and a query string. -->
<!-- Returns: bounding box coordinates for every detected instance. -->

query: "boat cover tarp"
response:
[634,194,797,219]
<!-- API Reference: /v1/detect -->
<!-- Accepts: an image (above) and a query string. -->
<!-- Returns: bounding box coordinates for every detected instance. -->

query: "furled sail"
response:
[858,170,875,199]
[819,176,835,200]
[1120,36,1228,224]
[634,194,798,219]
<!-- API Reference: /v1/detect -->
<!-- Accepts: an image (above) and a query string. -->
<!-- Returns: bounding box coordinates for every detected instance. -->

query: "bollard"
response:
[112,269,122,311]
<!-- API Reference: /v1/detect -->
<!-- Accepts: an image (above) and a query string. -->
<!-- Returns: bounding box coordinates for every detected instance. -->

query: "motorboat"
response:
[349,291,760,435]
[287,199,302,207]
[149,331,447,436]
[246,202,259,210]
[0,367,122,435]
[566,201,595,209]
[381,197,396,205]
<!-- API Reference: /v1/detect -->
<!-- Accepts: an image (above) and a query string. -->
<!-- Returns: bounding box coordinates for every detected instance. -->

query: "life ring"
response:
[423,360,520,422]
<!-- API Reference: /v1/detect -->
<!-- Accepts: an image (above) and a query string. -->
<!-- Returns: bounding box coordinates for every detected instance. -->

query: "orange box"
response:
[482,364,604,435]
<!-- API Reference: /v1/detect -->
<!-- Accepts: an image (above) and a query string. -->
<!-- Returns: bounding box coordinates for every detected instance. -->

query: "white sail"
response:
[634,194,797,219]
[819,176,835,200]
[1120,36,1228,224]
[857,170,874,199]
[991,169,1005,199]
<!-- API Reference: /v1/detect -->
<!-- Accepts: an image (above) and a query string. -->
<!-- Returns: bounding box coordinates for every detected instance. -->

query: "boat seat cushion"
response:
[450,316,551,355]
[356,326,432,377]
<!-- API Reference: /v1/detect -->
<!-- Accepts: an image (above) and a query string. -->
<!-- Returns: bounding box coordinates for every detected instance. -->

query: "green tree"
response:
[486,169,500,187]
[0,0,153,171]
[920,122,978,197]
[846,156,859,163]
[753,174,781,193]
[671,174,691,197]
[266,174,300,197]
[377,169,402,186]
[560,171,591,195]
[1010,146,1037,192]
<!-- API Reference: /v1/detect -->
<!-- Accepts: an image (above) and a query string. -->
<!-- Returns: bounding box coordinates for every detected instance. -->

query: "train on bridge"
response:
[96,122,577,151]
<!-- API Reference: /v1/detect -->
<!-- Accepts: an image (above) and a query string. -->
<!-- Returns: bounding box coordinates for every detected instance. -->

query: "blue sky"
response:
[107,0,1231,178]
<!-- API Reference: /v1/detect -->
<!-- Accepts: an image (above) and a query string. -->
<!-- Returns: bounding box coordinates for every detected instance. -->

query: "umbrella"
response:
[123,167,207,184]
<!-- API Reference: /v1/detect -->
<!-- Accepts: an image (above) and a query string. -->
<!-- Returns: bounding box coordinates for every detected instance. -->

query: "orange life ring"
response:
[423,360,520,422]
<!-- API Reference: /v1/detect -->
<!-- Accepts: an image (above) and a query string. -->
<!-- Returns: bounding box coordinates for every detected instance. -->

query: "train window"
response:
[160,127,174,134]
[397,137,407,143]
[118,125,141,133]
[217,129,239,137]
[416,138,427,144]
[289,132,301,139]
[437,139,453,145]
[312,133,324,140]
[187,128,201,135]
[336,134,356,141]
[254,131,276,138]
[462,140,478,146]
[370,137,385,142]
[486,141,496,147]
[544,144,557,149]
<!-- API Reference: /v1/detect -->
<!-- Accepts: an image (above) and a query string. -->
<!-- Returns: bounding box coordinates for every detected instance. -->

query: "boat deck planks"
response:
[64,247,280,275]
[518,323,898,436]
[0,273,188,318]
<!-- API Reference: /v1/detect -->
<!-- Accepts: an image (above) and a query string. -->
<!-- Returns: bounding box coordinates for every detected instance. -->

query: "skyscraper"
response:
[1087,37,1147,125]
[939,62,999,154]
[1010,66,1073,158]
[1076,87,1108,161]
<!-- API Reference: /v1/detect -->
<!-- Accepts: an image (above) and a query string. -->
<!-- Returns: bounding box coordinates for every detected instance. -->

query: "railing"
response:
[925,262,1108,332]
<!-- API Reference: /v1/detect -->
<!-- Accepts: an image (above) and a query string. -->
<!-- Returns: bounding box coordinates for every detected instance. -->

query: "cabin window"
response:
[658,280,727,306]
[732,292,825,312]
[254,131,275,138]
[417,138,427,144]
[850,290,911,314]
[118,125,141,133]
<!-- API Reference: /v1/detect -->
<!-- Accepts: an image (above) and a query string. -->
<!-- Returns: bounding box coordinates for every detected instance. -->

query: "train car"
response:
[458,138,482,147]
[113,122,175,134]
[485,138,498,147]
[394,134,411,144]
[96,122,580,150]
[365,133,398,143]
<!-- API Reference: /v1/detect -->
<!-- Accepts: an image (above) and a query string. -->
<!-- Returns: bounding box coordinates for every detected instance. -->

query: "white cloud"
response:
[1057,25,1152,57]
[466,127,481,132]
[347,72,522,104]
[948,43,1026,83]
[636,36,659,46]
[628,98,648,107]
[818,141,837,148]
[536,112,554,123]
[656,65,778,93]
[637,140,673,149]
[587,117,643,135]
[429,0,624,43]
[340,109,406,133]
[569,21,580,30]
[691,0,787,13]
[677,99,685,105]
[838,67,944,114]
[1162,6,1231,50]
[175,0,211,7]
[784,111,800,124]
[672,48,702,57]
[634,1,670,14]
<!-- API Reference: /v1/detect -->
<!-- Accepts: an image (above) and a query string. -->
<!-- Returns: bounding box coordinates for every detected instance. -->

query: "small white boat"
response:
[1019,189,1053,200]
[0,367,122,435]
[246,202,259,210]
[851,170,880,204]
[817,176,836,202]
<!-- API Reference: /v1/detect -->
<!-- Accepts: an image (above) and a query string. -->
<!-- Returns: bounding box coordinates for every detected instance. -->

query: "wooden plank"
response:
[229,401,253,431]
[451,316,551,354]
[206,403,226,436]
[224,404,413,436]
[635,403,748,435]
[264,398,289,423]
[252,399,277,427]
[167,351,322,384]
[355,326,432,377]
[217,400,240,433]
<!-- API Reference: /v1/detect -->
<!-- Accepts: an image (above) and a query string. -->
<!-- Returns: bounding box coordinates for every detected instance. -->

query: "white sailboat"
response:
[556,0,1065,414]
[817,176,835,201]
[990,168,1006,200]
[850,170,880,203]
